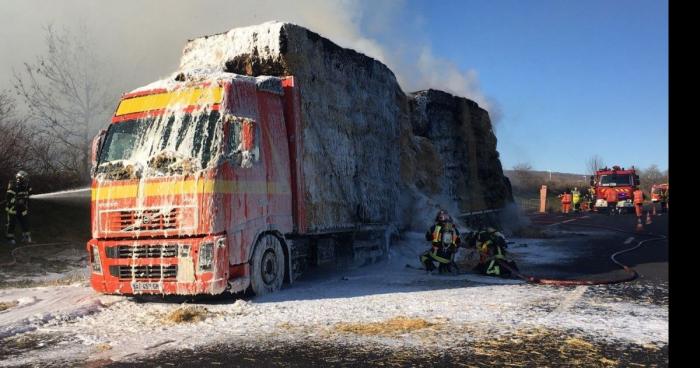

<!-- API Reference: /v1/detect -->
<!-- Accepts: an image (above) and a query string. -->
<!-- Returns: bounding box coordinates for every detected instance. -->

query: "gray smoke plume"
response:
[1,0,496,117]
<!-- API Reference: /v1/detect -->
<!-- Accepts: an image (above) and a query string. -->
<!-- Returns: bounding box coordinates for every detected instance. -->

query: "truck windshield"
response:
[97,110,221,178]
[599,174,632,187]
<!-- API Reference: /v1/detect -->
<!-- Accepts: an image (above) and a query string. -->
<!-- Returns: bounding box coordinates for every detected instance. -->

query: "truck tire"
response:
[250,234,285,296]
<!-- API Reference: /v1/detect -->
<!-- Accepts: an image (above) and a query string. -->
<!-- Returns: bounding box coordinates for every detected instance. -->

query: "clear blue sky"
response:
[375,0,668,174]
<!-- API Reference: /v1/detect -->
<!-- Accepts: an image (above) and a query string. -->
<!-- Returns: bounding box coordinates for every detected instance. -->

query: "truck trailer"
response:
[87,74,393,296]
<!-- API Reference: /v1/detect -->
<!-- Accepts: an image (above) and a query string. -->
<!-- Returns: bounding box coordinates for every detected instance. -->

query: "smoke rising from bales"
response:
[0,0,496,118]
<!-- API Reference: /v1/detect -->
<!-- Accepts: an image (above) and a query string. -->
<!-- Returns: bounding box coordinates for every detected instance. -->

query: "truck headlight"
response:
[198,243,214,272]
[91,245,102,274]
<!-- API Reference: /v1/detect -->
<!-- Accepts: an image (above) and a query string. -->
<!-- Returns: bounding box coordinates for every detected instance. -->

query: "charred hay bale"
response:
[410,90,512,212]
[180,22,402,231]
[178,21,511,229]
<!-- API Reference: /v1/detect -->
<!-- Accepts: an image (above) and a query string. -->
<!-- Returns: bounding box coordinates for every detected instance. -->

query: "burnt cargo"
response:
[178,21,511,231]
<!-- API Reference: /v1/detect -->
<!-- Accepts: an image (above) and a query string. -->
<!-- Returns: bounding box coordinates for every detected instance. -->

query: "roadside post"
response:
[539,185,547,213]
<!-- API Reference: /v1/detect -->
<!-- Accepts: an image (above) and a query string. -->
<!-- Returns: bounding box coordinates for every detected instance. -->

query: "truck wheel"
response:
[250,234,285,296]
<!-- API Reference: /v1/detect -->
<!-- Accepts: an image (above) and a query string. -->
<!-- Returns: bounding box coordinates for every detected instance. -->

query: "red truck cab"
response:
[87,75,303,296]
[590,166,640,213]
[651,184,669,202]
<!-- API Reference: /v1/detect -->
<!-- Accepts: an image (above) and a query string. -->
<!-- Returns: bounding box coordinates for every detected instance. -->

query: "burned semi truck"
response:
[87,74,395,296]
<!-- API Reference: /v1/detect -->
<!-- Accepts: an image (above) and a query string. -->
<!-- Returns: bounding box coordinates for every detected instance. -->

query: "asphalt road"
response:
[527,210,668,283]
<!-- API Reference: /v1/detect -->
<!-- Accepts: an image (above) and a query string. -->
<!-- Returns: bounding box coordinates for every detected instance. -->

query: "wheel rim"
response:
[261,249,279,285]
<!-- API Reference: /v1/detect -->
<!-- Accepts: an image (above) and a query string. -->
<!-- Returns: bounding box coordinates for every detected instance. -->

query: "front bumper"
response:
[87,235,229,295]
[616,199,634,208]
[595,199,634,208]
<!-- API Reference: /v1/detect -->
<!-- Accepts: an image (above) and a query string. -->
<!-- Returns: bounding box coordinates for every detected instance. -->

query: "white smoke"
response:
[1,0,497,120]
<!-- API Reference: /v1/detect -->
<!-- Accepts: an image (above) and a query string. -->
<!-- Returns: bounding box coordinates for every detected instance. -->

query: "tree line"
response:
[1,26,116,193]
[508,156,669,199]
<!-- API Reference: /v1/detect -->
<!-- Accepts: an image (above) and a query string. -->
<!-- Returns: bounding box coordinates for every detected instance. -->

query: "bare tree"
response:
[638,164,668,192]
[586,155,605,176]
[0,92,35,186]
[14,25,115,181]
[510,162,538,195]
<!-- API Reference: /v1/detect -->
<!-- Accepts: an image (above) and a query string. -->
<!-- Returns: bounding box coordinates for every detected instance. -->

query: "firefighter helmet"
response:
[436,209,450,223]
[16,170,29,180]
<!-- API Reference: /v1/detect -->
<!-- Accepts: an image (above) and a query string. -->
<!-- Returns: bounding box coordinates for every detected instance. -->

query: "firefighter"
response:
[572,187,581,212]
[559,189,572,214]
[5,171,32,245]
[587,186,596,212]
[605,188,618,215]
[472,227,518,277]
[659,188,668,213]
[633,188,645,230]
[633,188,645,218]
[421,210,461,273]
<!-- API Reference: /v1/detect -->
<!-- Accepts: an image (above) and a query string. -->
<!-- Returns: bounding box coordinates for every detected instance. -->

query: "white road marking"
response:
[624,237,635,245]
[546,218,580,227]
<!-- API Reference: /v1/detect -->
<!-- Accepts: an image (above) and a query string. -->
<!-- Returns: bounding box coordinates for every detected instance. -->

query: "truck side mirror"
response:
[91,128,107,177]
[634,175,640,186]
[241,120,255,151]
[589,176,594,186]
[226,116,259,168]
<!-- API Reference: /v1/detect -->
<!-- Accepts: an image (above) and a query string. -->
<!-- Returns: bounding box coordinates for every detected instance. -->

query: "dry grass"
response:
[162,305,211,324]
[334,316,440,336]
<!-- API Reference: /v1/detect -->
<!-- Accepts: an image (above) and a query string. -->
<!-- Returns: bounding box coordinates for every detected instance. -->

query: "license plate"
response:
[131,282,162,292]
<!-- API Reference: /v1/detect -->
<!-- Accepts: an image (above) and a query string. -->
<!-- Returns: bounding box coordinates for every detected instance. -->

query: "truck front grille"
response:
[106,244,178,259]
[104,207,192,232]
[109,265,178,280]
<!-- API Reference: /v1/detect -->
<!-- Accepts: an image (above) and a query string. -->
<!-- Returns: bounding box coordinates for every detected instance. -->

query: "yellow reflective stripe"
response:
[486,261,500,275]
[115,86,223,116]
[430,253,451,264]
[6,190,16,194]
[432,225,442,242]
[92,180,291,201]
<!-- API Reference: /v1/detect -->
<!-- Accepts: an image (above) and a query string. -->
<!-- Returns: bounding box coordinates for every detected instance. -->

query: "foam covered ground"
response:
[0,233,667,366]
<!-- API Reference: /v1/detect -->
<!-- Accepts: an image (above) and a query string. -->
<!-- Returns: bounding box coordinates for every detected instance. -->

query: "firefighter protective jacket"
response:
[425,222,461,246]
[6,180,32,215]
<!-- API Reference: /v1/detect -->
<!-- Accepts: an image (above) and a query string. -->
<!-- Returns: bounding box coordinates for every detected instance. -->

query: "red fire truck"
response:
[650,183,669,203]
[591,166,640,214]
[87,74,392,296]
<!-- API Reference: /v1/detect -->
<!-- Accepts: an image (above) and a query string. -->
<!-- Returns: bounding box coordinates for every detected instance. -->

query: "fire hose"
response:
[499,221,667,286]
[0,241,73,267]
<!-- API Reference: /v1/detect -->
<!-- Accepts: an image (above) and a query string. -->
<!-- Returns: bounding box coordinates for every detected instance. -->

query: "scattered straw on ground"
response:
[334,316,440,336]
[0,300,19,311]
[469,328,620,367]
[162,305,211,324]
[564,337,595,351]
[94,343,112,352]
